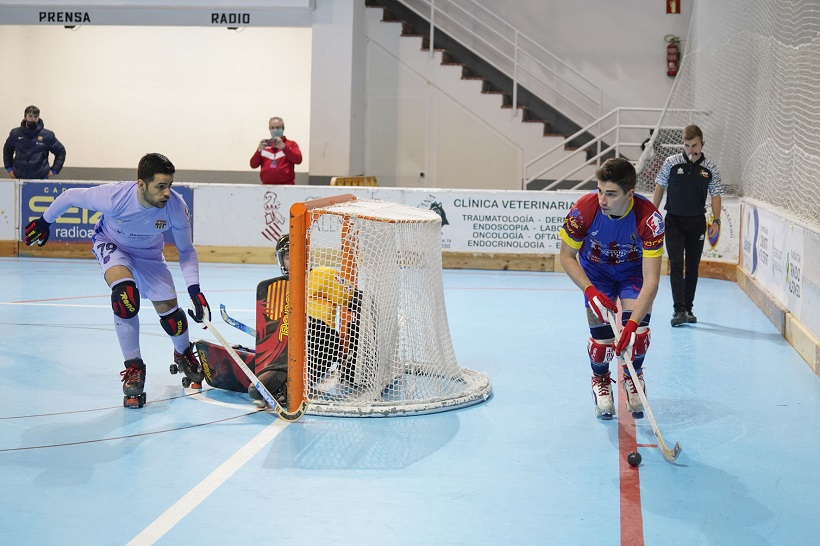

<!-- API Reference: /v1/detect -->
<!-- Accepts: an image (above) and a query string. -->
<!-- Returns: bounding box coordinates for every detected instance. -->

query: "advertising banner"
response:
[400,189,576,253]
[741,201,806,326]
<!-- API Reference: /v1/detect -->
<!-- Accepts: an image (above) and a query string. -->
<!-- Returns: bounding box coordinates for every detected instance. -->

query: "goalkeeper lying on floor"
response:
[195,234,362,406]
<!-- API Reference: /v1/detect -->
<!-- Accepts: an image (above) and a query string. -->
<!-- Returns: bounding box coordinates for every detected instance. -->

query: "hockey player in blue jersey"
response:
[559,158,665,419]
[24,153,209,408]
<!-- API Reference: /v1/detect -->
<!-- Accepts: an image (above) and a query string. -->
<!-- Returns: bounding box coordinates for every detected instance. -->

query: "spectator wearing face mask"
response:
[250,116,302,185]
[4,105,66,180]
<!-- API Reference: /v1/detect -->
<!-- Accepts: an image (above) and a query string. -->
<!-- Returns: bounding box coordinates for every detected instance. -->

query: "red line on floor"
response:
[618,385,644,546]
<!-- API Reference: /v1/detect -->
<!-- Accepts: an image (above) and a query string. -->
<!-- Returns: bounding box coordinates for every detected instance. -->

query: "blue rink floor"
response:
[1,256,819,545]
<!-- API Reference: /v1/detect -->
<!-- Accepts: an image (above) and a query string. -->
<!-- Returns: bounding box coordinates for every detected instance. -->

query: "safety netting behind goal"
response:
[636,0,820,232]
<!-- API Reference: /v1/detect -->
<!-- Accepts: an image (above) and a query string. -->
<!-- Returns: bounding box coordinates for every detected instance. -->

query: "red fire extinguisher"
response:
[665,34,680,77]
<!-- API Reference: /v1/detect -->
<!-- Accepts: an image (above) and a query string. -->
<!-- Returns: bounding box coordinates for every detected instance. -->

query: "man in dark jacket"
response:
[4,105,66,179]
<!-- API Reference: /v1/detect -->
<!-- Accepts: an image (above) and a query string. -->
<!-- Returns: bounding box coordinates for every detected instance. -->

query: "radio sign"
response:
[211,13,250,25]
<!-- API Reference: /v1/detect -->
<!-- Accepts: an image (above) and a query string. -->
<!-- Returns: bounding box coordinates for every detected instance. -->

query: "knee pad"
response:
[160,307,188,337]
[111,280,140,319]
[587,337,614,364]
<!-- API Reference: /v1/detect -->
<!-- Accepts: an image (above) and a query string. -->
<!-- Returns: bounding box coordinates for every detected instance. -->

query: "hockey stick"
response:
[200,313,306,422]
[219,304,257,337]
[605,309,682,462]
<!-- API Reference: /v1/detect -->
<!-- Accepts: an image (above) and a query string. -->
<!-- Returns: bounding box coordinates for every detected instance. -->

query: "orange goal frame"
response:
[286,193,357,412]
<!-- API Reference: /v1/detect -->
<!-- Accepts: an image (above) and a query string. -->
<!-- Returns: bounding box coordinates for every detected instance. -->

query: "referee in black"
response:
[653,124,724,327]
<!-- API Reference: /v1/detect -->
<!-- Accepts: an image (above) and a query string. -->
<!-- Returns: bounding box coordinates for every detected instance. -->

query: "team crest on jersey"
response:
[676,167,684,174]
[566,208,583,230]
[155,220,167,230]
[700,169,710,178]
[646,211,664,237]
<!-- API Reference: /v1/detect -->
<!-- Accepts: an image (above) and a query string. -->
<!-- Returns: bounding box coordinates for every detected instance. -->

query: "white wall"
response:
[0,25,312,174]
[308,0,366,178]
[0,0,690,188]
[474,0,691,114]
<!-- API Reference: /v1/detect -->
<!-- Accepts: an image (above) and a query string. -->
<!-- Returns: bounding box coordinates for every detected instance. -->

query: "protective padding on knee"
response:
[111,280,140,319]
[632,328,651,358]
[587,337,614,364]
[160,307,188,337]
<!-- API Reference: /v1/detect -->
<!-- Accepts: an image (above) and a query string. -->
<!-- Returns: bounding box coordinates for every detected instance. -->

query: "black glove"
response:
[187,284,211,323]
[25,217,51,247]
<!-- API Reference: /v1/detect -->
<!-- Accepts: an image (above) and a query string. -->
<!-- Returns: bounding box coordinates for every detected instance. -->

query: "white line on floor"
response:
[126,418,288,545]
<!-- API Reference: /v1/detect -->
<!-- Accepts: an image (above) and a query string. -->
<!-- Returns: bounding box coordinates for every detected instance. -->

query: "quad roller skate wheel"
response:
[181,377,191,388]
[123,392,147,409]
[169,363,179,375]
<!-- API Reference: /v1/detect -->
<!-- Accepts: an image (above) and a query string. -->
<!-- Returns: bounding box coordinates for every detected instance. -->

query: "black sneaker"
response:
[671,311,687,327]
[685,311,698,324]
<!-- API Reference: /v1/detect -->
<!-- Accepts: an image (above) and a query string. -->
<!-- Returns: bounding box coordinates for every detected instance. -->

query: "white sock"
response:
[114,315,141,361]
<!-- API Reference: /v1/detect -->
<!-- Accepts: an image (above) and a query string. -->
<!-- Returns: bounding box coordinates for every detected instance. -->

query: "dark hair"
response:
[595,157,636,193]
[24,105,40,117]
[683,124,703,141]
[137,153,175,183]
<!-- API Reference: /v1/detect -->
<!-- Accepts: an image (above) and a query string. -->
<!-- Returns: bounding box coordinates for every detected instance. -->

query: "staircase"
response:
[364,0,601,189]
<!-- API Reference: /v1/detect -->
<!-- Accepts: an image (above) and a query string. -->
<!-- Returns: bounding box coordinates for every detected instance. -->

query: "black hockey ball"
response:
[627,451,642,467]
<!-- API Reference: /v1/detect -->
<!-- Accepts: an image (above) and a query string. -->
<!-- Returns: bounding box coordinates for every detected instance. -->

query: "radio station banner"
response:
[20,181,194,245]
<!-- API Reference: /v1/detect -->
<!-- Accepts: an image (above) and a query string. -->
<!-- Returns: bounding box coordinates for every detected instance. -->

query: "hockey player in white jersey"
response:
[24,153,209,408]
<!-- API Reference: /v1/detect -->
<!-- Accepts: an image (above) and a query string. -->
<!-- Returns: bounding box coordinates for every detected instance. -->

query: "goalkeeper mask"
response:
[276,235,290,275]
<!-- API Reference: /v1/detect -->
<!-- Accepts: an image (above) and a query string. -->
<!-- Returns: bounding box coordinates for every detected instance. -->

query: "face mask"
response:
[25,121,37,130]
[270,128,284,138]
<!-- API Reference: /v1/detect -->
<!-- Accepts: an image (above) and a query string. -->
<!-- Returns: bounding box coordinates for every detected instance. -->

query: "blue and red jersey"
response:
[560,192,665,278]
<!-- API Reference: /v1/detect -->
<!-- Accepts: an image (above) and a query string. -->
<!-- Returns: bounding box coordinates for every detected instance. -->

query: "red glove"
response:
[584,285,618,322]
[615,319,639,358]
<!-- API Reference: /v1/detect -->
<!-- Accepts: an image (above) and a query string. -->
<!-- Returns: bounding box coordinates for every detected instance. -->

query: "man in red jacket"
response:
[250,116,302,185]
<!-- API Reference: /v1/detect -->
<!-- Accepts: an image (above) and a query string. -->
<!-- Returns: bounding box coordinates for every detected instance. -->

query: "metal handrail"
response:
[401,0,603,124]
[524,107,706,190]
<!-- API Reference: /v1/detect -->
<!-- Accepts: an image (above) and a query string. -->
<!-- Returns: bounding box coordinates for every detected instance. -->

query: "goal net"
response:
[635,0,820,232]
[287,195,492,417]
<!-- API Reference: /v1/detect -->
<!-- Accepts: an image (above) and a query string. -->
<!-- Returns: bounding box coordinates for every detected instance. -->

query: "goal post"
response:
[287,194,492,416]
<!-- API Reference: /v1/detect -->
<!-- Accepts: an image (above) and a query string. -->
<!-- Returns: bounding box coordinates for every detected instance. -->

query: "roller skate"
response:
[121,358,147,409]
[622,368,646,419]
[591,371,616,420]
[170,343,205,389]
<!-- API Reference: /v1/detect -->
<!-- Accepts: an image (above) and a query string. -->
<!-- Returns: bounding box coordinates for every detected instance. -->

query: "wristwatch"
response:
[712,218,721,226]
